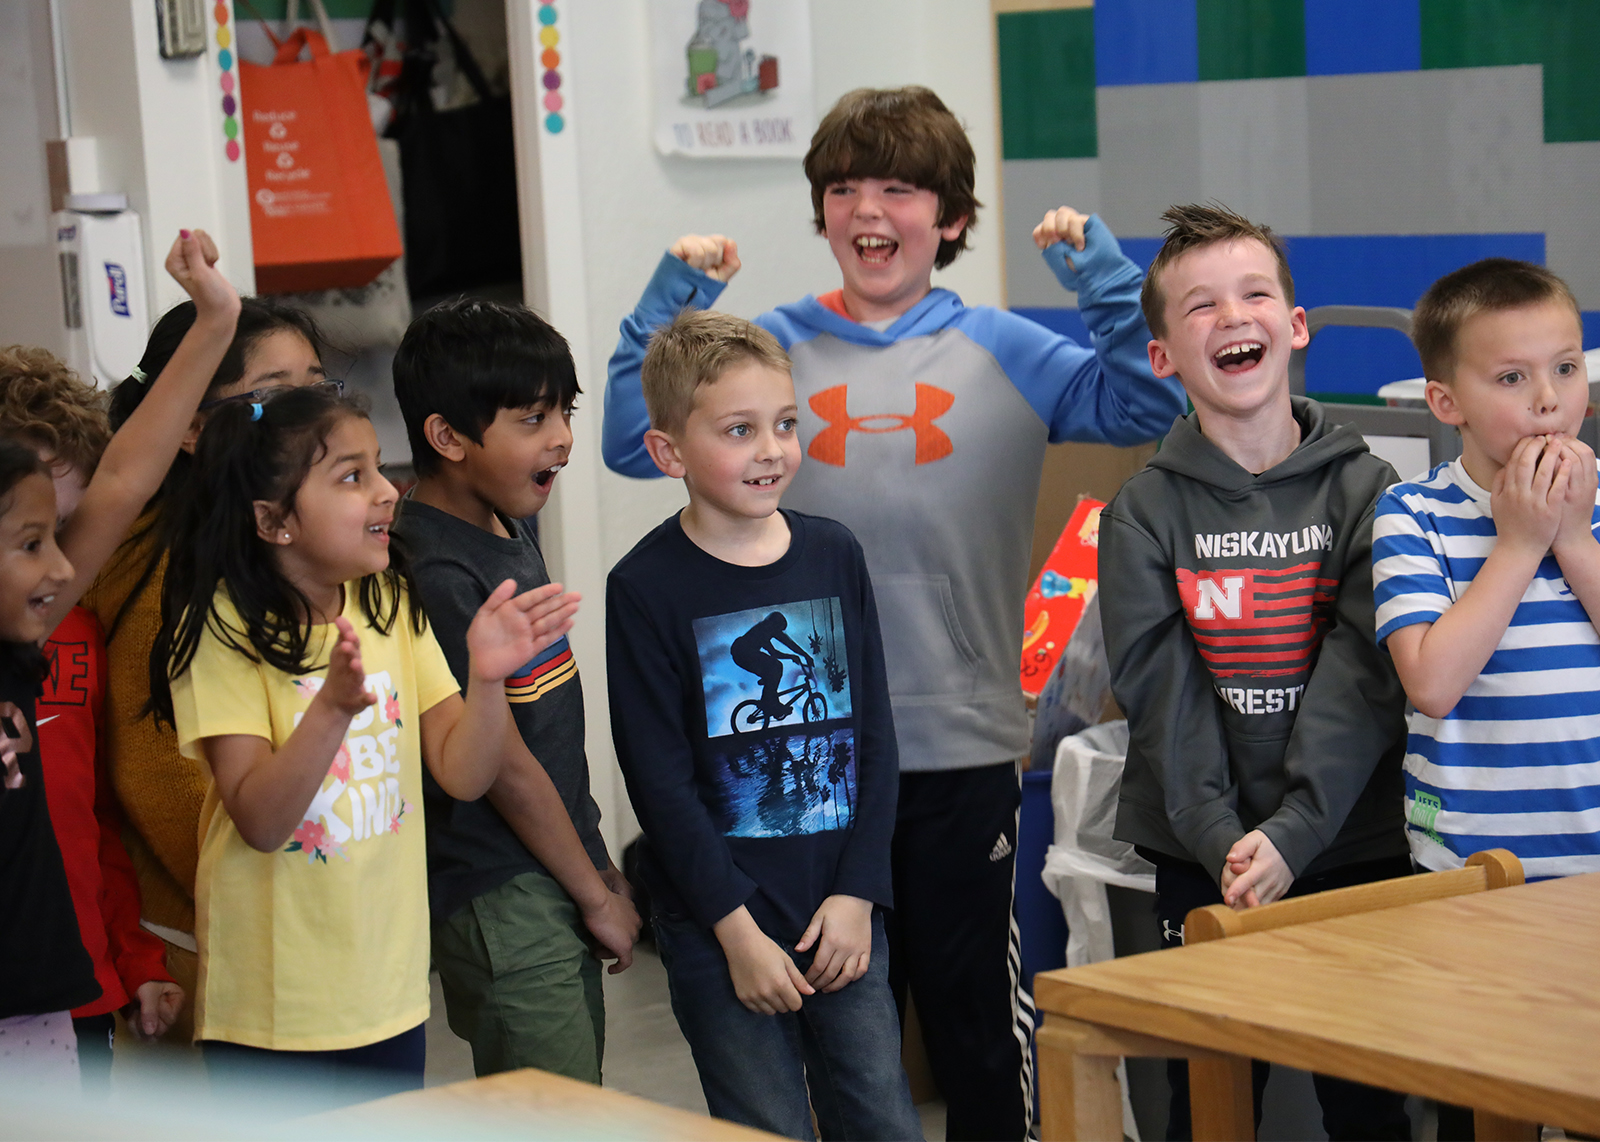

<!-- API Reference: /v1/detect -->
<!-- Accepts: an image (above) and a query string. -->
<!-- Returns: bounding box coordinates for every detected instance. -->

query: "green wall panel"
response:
[997,9,1097,160]
[1421,0,1600,141]
[1542,1,1600,142]
[1197,0,1306,81]
[1420,0,1542,68]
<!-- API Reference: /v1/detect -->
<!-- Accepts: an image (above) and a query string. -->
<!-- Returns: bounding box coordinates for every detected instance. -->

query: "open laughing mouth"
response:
[853,235,897,265]
[28,591,55,615]
[534,462,566,488]
[1214,341,1265,373]
[367,520,391,542]
[745,475,782,488]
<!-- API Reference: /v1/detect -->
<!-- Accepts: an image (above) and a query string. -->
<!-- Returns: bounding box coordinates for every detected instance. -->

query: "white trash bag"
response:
[1041,719,1155,1142]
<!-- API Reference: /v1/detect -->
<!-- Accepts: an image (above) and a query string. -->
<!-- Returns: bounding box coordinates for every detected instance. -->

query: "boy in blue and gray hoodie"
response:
[602,86,1183,1140]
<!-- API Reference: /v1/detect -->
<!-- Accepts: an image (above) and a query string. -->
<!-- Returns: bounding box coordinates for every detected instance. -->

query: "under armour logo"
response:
[1161,920,1185,946]
[807,383,955,467]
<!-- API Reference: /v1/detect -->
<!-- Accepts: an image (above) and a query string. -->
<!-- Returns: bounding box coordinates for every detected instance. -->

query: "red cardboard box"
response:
[1019,497,1103,697]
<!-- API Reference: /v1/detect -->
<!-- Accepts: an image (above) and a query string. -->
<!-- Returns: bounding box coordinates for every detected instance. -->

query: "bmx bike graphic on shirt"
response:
[729,660,828,734]
[693,598,856,838]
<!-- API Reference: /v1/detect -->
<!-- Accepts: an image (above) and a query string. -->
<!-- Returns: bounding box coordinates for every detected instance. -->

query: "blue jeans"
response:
[654,909,923,1141]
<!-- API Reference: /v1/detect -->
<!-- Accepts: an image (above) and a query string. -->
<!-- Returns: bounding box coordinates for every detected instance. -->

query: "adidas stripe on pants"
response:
[886,760,1033,1141]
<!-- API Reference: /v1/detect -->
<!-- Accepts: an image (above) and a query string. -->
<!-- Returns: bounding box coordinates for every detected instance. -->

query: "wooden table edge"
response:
[1033,979,1600,1136]
[303,1067,781,1139]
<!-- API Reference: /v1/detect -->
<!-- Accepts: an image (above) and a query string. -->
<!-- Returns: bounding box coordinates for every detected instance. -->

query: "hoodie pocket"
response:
[873,573,981,700]
[1226,729,1293,826]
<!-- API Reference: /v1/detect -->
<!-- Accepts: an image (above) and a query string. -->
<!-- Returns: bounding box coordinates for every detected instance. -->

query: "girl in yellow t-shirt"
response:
[149,384,578,1100]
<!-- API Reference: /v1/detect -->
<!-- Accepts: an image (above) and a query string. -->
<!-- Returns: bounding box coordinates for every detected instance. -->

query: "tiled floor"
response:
[423,947,948,1139]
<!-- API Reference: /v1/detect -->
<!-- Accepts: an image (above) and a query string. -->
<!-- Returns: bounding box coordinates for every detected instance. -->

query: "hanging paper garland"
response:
[539,3,563,133]
[216,2,240,161]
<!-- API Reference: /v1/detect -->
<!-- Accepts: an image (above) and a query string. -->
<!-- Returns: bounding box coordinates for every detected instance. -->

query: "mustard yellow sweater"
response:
[85,528,202,935]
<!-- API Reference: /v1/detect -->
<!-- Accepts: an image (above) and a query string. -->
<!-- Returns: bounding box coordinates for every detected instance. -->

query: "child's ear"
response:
[254,500,292,545]
[1424,379,1465,426]
[643,428,687,480]
[937,213,970,242]
[1290,306,1311,350]
[422,414,468,464]
[1148,339,1179,380]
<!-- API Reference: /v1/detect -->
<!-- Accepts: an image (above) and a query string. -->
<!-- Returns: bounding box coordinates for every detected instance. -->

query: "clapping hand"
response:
[312,617,376,719]
[466,580,580,685]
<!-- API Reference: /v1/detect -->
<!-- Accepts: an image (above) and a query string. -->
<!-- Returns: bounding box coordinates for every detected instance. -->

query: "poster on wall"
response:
[650,0,814,158]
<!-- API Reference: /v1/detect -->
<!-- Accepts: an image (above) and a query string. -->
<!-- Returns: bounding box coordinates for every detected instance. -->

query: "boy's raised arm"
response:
[602,240,737,478]
[1100,504,1244,880]
[50,230,240,628]
[1007,212,1186,447]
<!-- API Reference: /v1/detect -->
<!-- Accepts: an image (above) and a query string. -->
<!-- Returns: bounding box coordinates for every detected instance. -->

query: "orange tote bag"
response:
[240,28,403,293]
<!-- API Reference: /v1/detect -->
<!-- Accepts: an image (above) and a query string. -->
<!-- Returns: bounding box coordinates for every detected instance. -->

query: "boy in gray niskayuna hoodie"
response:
[1099,204,1411,1141]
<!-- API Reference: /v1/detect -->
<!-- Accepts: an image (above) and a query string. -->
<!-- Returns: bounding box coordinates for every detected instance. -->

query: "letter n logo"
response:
[1192,575,1245,620]
[807,384,955,467]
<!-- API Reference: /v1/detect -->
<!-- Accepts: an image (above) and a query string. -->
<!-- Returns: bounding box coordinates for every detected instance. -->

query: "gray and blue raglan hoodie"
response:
[602,218,1186,772]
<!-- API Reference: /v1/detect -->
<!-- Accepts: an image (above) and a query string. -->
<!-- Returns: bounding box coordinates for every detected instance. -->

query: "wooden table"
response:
[309,1068,780,1139]
[1033,873,1600,1141]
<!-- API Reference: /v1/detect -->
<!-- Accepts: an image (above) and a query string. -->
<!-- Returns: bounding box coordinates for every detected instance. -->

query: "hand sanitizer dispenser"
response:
[55,193,149,390]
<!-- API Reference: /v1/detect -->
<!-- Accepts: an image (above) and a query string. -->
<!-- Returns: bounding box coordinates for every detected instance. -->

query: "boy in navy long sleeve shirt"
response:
[604,88,1185,1138]
[607,309,919,1140]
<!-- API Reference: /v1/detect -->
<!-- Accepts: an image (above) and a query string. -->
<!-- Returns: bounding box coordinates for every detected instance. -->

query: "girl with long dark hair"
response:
[151,385,576,1100]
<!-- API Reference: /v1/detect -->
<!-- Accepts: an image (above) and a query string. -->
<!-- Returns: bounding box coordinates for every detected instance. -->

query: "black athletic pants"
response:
[886,761,1031,1142]
[1152,853,1415,1142]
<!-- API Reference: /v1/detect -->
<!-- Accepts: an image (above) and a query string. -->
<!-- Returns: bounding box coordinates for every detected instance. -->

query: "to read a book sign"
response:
[1020,498,1103,697]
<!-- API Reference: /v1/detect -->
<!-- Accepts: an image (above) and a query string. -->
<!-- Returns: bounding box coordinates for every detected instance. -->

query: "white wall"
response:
[511,0,1002,853]
[0,0,68,355]
[0,0,255,356]
[58,0,255,314]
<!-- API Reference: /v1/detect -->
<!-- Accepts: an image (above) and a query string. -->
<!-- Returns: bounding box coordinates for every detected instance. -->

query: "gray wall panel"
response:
[1000,158,1101,307]
[1096,83,1203,237]
[1306,66,1543,235]
[1196,78,1313,235]
[1543,141,1600,310]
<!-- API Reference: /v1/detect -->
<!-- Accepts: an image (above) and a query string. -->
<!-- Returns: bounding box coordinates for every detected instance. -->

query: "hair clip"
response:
[130,366,147,384]
[249,402,264,421]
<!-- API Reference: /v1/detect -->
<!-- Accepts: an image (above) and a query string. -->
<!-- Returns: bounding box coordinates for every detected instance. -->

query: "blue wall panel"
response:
[1094,0,1199,86]
[1304,0,1421,76]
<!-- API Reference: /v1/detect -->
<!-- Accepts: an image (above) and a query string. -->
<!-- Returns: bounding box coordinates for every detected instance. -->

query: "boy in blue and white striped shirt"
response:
[1372,258,1599,878]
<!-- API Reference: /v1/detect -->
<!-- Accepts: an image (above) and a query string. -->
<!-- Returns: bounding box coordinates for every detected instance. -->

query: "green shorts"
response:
[432,870,604,1083]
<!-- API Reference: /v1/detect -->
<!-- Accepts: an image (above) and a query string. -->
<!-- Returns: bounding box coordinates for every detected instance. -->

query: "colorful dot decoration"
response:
[539,3,563,134]
[216,3,239,161]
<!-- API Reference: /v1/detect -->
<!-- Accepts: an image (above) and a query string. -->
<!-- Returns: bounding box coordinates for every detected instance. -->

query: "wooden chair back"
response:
[1184,849,1524,944]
